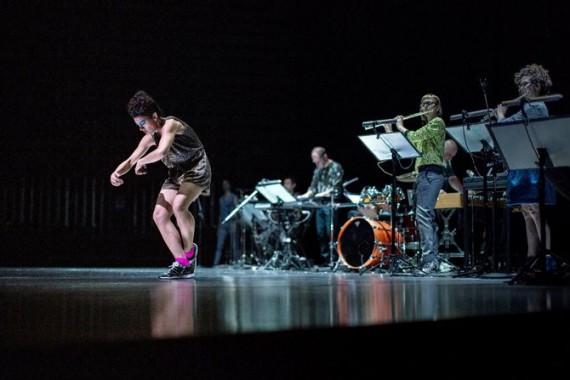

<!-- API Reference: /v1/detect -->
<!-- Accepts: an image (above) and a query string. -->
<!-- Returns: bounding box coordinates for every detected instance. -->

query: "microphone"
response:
[342,177,359,187]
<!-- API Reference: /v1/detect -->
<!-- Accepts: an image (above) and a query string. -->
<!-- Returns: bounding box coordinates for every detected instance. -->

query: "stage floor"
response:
[1,265,569,378]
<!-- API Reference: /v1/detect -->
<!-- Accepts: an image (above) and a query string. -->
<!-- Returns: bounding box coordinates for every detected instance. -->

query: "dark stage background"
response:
[2,0,570,267]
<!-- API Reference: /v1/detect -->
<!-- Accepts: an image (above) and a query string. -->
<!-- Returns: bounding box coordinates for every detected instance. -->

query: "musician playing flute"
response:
[383,94,446,274]
[496,63,556,271]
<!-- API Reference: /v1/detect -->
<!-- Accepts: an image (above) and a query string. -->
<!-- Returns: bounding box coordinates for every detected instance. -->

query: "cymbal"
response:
[396,172,417,183]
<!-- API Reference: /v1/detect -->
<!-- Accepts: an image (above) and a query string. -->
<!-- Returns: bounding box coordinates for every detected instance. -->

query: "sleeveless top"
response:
[152,116,212,194]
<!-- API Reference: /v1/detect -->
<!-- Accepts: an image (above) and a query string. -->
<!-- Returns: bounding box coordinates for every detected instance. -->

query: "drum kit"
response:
[225,177,422,272]
[337,177,421,272]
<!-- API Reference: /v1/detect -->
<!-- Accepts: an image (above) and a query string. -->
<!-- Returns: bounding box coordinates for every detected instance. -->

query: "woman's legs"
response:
[153,182,203,260]
[521,203,551,257]
[171,182,203,253]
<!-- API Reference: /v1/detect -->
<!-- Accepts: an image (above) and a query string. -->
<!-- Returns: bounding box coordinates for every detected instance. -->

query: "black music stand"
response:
[446,122,495,154]
[447,122,506,276]
[357,132,421,275]
[488,116,570,284]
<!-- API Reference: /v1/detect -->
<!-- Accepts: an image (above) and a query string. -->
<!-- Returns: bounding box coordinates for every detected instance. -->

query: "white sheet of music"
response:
[358,132,420,163]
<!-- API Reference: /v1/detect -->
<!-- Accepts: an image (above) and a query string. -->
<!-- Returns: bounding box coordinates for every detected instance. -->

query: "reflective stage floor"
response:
[1,265,570,378]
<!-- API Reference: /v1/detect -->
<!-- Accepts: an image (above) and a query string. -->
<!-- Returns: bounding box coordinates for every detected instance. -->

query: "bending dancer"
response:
[110,90,212,279]
[384,94,446,274]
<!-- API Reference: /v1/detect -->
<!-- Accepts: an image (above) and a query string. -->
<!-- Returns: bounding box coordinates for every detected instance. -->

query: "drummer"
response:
[297,146,345,267]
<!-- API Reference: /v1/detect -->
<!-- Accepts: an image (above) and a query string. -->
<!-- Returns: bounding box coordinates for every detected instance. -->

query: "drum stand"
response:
[327,195,351,272]
[437,208,462,270]
[394,210,421,267]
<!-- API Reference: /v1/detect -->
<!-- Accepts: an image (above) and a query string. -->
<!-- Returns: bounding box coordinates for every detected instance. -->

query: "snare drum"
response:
[337,217,403,270]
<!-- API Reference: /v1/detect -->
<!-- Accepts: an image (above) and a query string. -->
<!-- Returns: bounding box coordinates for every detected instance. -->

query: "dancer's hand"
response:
[110,172,124,186]
[135,163,147,175]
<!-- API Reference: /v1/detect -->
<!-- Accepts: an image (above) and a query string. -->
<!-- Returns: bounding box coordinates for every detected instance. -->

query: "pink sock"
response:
[176,257,190,267]
[185,245,196,260]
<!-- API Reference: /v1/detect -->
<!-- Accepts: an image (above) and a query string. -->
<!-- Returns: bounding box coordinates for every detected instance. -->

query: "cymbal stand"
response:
[360,148,419,275]
[328,195,337,268]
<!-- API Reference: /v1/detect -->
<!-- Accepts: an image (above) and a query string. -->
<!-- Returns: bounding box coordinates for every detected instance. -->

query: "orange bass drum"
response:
[337,217,403,270]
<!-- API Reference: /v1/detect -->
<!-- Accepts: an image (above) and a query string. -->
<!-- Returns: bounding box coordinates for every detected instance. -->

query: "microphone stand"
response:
[455,79,502,276]
[480,78,493,124]
[478,78,501,273]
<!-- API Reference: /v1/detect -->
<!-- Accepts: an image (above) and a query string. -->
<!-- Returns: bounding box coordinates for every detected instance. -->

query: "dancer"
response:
[110,90,211,279]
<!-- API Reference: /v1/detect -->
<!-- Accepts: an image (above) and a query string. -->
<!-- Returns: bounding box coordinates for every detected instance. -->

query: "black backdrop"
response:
[2,0,570,266]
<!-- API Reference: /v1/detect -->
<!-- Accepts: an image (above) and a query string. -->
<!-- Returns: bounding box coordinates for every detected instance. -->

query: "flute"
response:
[362,111,430,130]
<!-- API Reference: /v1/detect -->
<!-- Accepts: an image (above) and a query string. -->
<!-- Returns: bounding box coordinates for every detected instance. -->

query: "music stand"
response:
[488,116,570,284]
[447,122,506,276]
[446,122,494,154]
[255,179,297,204]
[357,132,421,275]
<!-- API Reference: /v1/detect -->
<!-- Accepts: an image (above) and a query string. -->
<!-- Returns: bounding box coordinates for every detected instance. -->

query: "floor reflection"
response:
[1,267,570,350]
[151,281,195,339]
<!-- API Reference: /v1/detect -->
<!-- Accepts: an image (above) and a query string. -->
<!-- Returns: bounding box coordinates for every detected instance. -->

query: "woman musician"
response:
[383,94,447,274]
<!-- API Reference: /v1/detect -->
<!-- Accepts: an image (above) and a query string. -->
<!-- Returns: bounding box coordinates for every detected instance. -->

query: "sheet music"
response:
[255,180,297,204]
[358,132,421,162]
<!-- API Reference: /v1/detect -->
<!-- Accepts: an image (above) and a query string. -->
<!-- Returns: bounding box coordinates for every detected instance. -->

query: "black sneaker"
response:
[159,261,195,280]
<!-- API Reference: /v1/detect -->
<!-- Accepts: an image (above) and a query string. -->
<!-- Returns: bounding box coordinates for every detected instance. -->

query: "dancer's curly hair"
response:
[514,64,552,95]
[127,90,164,118]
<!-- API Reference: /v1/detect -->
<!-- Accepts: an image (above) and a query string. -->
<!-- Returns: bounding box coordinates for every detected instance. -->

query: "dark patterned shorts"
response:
[162,152,212,196]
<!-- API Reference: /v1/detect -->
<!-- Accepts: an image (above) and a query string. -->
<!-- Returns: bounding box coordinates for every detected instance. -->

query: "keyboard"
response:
[463,173,508,191]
